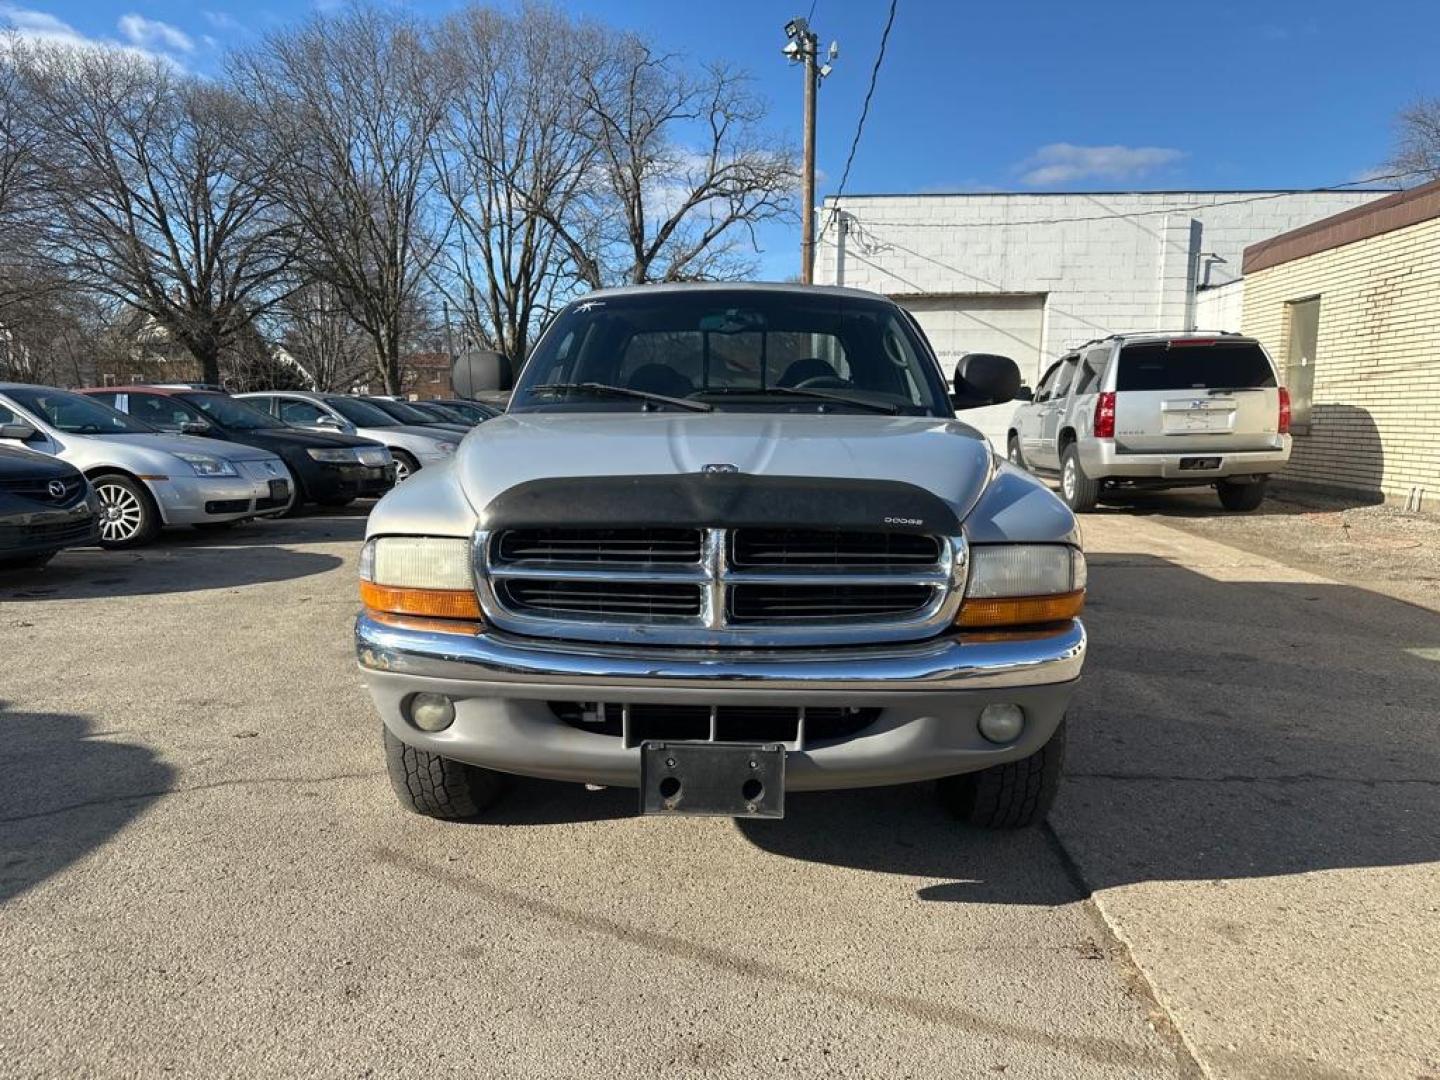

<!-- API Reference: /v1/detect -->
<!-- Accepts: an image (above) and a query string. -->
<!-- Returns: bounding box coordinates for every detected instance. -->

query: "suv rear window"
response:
[1117,340,1276,392]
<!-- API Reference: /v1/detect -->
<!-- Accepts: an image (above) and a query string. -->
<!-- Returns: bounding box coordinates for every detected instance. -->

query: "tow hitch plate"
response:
[640,741,785,819]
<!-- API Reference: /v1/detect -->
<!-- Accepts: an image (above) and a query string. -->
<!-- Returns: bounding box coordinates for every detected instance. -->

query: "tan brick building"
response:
[1242,180,1440,508]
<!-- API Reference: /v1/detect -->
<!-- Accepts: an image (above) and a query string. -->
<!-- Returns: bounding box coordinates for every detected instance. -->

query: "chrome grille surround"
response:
[475,526,967,647]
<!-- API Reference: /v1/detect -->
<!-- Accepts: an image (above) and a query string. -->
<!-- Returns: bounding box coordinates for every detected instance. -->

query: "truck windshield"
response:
[511,289,950,415]
[1117,340,1277,391]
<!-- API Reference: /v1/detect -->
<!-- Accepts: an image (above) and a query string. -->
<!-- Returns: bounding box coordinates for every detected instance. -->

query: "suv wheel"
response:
[938,719,1066,829]
[382,726,504,820]
[1059,444,1099,512]
[93,474,161,548]
[1006,433,1026,469]
[1217,477,1267,512]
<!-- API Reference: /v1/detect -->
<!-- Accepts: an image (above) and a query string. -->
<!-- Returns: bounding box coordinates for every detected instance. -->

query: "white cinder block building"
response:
[814,190,1388,387]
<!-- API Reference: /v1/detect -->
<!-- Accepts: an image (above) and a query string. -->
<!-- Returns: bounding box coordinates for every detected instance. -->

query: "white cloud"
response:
[0,3,186,64]
[203,10,241,31]
[1017,143,1187,187]
[117,13,193,53]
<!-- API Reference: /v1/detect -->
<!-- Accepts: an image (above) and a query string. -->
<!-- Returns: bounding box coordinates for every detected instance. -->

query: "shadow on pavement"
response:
[0,702,175,904]
[0,542,345,601]
[739,552,1440,901]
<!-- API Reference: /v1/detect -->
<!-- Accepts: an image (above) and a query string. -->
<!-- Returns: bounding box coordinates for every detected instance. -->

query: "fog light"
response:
[978,703,1025,744]
[409,693,456,732]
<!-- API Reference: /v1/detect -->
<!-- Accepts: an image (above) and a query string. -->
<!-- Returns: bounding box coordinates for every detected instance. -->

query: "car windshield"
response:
[446,400,498,421]
[368,398,437,424]
[1117,340,1278,391]
[5,386,155,434]
[510,289,950,416]
[181,393,277,431]
[325,396,398,427]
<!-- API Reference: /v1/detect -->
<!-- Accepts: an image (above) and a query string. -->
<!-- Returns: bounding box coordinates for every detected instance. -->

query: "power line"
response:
[818,0,897,245]
[830,174,1409,231]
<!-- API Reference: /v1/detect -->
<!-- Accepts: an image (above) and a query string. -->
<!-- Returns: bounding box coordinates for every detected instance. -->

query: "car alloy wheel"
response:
[95,480,145,543]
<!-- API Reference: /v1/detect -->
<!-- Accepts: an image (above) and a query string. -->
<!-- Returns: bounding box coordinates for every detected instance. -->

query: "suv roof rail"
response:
[1066,329,1245,352]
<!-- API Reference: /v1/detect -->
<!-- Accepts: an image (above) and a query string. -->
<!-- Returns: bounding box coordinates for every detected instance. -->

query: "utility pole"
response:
[784,18,836,284]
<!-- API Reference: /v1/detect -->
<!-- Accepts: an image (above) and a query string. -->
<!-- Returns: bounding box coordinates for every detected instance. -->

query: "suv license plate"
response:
[640,741,785,819]
[1178,457,1221,471]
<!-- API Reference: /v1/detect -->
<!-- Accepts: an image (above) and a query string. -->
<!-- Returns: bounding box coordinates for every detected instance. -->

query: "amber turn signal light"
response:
[359,580,482,621]
[957,590,1085,629]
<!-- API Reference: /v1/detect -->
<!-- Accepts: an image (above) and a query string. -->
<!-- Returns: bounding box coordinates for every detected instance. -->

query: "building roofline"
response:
[1242,177,1440,273]
[822,188,1397,201]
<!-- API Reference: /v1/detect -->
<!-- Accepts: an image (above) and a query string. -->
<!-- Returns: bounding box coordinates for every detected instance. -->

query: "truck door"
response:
[1020,362,1060,461]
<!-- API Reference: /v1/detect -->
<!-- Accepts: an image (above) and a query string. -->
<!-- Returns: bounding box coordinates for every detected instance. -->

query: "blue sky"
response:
[5,0,1438,277]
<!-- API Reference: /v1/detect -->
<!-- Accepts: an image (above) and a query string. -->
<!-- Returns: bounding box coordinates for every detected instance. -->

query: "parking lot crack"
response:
[0,769,383,825]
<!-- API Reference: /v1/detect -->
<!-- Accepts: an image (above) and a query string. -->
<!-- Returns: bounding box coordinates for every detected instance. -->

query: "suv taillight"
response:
[1278,387,1291,435]
[1094,391,1116,439]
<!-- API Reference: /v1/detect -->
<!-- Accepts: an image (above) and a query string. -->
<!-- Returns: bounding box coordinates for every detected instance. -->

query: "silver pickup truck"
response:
[355,284,1086,827]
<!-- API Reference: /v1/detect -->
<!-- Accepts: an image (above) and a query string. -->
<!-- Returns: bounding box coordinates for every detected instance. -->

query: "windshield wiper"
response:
[530,382,713,413]
[695,386,899,415]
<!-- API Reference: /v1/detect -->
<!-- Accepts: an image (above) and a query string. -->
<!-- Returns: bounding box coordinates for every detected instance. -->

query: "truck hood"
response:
[457,412,995,523]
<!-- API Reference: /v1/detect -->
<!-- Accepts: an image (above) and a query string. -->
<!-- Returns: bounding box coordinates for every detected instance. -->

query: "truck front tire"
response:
[937,719,1066,829]
[382,726,505,820]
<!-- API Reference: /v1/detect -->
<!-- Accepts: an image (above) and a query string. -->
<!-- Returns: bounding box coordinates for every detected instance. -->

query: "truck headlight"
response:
[359,536,481,621]
[957,545,1085,628]
[173,452,238,478]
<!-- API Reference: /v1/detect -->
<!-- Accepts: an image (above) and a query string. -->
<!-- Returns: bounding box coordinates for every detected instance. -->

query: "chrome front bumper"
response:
[356,613,1085,790]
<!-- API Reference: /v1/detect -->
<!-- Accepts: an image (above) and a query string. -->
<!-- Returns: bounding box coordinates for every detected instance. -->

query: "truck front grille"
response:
[479,525,962,646]
[549,702,880,748]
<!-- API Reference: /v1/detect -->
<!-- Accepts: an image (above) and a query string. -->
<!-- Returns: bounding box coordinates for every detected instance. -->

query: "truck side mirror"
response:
[951,353,1021,410]
[453,349,514,395]
[1013,385,1034,402]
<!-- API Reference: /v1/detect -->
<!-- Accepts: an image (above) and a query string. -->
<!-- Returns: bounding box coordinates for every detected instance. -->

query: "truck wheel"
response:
[1006,433,1026,470]
[1059,445,1100,512]
[937,719,1066,829]
[382,726,504,820]
[1217,477,1267,512]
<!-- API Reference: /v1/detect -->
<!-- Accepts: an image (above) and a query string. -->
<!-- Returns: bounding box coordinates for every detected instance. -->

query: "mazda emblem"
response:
[47,479,67,499]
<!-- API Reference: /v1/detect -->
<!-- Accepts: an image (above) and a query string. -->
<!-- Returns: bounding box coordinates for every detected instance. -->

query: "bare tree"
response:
[1389,96,1440,184]
[17,42,295,386]
[231,7,447,393]
[273,281,377,391]
[540,34,798,287]
[429,4,599,362]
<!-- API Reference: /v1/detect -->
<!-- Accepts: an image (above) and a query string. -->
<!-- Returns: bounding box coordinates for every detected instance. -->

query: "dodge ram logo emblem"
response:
[47,480,67,499]
[702,463,739,475]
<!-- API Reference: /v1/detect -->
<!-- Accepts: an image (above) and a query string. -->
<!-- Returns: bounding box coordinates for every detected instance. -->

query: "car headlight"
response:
[957,545,1085,628]
[307,447,361,464]
[359,536,480,621]
[173,452,238,478]
[356,447,392,468]
[430,441,458,455]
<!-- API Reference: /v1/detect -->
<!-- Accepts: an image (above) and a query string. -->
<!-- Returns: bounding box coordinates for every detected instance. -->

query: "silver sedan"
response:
[0,384,294,548]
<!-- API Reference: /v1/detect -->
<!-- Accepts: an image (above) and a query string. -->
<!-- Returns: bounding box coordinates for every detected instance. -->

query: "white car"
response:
[236,391,459,482]
[0,383,294,548]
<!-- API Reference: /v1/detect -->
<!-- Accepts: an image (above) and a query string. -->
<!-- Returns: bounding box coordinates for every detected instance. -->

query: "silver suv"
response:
[1007,331,1292,512]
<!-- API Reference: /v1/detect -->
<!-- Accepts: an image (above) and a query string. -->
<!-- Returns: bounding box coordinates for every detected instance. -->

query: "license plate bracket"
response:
[268,478,291,499]
[640,741,785,819]
[1178,456,1222,471]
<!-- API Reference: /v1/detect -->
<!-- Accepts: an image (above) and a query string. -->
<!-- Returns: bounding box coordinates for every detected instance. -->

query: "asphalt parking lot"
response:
[2,503,1437,1079]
